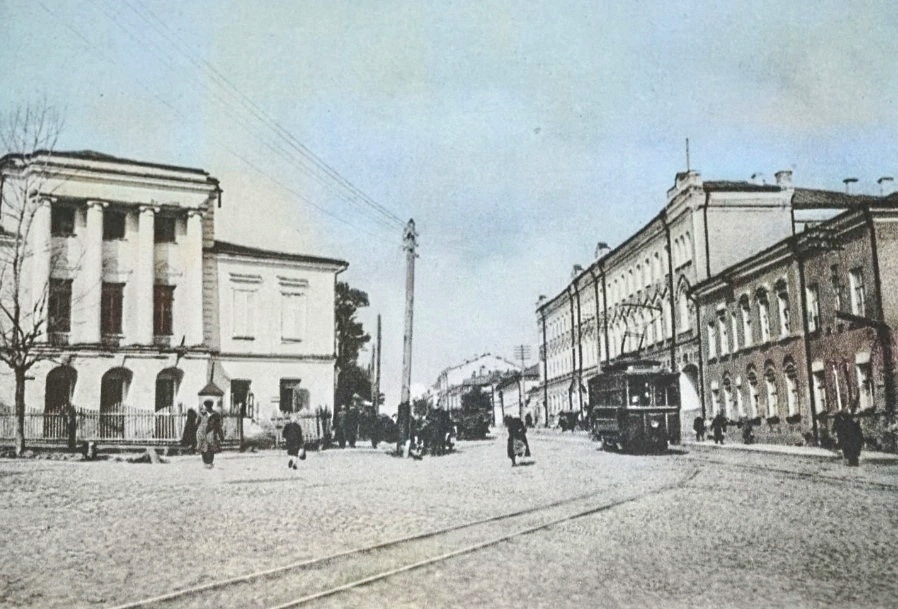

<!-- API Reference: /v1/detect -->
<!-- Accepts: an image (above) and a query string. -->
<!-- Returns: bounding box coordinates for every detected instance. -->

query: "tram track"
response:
[108,469,699,609]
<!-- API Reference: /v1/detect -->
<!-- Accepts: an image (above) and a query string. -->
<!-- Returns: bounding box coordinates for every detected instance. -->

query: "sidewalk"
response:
[682,439,898,464]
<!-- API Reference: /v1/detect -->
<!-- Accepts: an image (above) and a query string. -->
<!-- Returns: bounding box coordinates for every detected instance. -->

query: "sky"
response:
[3,0,898,409]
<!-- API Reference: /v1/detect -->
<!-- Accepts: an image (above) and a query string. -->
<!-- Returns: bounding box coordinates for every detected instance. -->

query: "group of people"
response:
[693,411,866,466]
[180,400,225,468]
[333,403,361,448]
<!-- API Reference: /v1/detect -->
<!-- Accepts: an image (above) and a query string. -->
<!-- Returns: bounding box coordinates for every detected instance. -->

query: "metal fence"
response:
[0,405,335,448]
[0,405,242,446]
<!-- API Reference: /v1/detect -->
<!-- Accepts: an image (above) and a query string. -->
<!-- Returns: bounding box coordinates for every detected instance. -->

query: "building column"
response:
[74,200,104,343]
[30,198,53,320]
[185,209,204,346]
[135,205,156,344]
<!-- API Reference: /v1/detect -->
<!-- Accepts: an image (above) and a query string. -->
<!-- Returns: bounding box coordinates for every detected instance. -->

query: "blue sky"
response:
[3,1,898,407]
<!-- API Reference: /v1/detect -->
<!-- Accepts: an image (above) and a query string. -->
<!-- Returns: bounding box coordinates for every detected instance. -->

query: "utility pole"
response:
[398,219,418,454]
[513,344,531,420]
[374,314,382,415]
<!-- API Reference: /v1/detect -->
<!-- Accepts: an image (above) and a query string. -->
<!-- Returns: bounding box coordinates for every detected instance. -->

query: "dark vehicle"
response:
[588,360,680,453]
[558,410,586,432]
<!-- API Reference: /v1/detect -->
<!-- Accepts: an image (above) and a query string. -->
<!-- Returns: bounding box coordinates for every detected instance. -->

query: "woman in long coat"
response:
[196,402,224,468]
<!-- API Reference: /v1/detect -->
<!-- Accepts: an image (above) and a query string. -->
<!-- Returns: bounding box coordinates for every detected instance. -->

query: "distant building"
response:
[494,364,540,426]
[0,150,346,439]
[433,353,518,415]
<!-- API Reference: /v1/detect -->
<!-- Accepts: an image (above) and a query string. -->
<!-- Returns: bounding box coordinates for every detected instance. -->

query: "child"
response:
[282,413,305,470]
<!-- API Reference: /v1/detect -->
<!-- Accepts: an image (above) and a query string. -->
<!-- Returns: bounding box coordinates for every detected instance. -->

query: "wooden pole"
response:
[399,220,417,453]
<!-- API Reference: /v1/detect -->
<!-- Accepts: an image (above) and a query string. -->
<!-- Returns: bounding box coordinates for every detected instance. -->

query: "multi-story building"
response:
[537,169,799,427]
[0,150,346,432]
[693,197,898,446]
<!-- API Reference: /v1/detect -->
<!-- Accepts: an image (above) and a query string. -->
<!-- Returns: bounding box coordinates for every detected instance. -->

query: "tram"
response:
[587,359,680,453]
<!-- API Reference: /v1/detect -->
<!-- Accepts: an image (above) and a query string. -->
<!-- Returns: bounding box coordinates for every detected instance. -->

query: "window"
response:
[785,361,799,416]
[757,290,771,342]
[281,292,307,340]
[777,289,791,336]
[101,283,124,335]
[812,371,827,413]
[707,320,717,359]
[718,312,729,355]
[722,376,733,419]
[103,209,126,240]
[279,378,306,413]
[735,376,745,417]
[831,265,843,311]
[51,206,75,237]
[48,279,72,333]
[747,370,759,418]
[153,285,175,336]
[764,367,778,418]
[806,284,820,333]
[731,311,740,352]
[679,290,691,331]
[154,215,176,243]
[155,368,181,412]
[856,362,873,411]
[740,296,752,347]
[232,289,255,338]
[849,268,866,316]
[231,380,252,418]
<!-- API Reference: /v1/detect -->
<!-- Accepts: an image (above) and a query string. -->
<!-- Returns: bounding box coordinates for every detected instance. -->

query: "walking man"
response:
[283,413,305,470]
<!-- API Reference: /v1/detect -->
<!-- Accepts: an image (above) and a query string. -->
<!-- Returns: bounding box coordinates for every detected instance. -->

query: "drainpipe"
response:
[864,205,895,417]
[540,310,549,427]
[693,292,707,420]
[662,212,677,370]
[703,192,712,280]
[590,266,602,373]
[574,279,584,413]
[795,235,820,445]
[568,287,577,412]
[600,262,610,367]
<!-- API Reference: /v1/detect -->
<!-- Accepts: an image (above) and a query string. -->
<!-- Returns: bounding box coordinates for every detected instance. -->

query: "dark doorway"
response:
[100,368,131,439]
[44,366,76,439]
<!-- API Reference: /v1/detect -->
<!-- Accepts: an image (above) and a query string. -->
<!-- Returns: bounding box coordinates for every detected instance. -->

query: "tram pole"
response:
[398,219,418,455]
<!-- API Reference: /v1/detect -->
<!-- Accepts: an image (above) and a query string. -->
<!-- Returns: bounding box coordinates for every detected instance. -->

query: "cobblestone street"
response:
[2,433,897,609]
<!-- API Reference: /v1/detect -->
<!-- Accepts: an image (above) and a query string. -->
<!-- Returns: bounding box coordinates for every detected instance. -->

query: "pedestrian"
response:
[741,418,754,445]
[196,401,224,469]
[834,411,863,466]
[346,400,360,448]
[282,413,305,470]
[525,412,533,428]
[506,416,531,466]
[63,403,78,451]
[181,408,198,453]
[693,416,706,442]
[710,412,727,445]
[334,404,347,448]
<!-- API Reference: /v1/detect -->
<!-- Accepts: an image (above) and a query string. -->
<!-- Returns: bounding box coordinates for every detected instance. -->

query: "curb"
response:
[682,441,898,464]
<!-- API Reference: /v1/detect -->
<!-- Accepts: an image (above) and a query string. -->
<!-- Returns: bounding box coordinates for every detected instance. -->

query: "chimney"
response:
[774,170,793,188]
[843,177,858,194]
[877,176,894,196]
[595,241,611,260]
[750,173,766,185]
[571,264,584,279]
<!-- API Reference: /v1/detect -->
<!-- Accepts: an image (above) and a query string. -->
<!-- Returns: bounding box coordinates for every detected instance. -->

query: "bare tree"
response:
[0,101,65,455]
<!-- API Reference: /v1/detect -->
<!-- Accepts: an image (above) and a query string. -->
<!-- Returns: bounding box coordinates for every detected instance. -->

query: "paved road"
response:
[1,433,896,608]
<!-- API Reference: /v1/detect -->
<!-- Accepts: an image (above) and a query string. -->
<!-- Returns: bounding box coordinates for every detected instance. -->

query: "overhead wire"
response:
[111,0,406,231]
[34,0,399,242]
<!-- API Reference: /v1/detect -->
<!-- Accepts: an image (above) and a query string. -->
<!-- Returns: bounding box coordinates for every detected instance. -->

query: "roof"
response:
[209,240,349,269]
[197,382,225,396]
[703,181,783,193]
[792,188,884,209]
[1,149,211,177]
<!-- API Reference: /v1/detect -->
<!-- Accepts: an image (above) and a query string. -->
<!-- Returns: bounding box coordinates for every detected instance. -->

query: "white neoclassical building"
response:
[0,150,346,438]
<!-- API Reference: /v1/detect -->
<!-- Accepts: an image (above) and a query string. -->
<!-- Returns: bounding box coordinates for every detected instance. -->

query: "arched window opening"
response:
[764,365,778,418]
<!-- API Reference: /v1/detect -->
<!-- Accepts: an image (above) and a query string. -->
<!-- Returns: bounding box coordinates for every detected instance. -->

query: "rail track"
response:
[108,469,699,609]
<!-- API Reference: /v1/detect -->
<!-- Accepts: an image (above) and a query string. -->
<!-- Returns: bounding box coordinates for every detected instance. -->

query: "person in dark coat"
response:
[505,416,531,466]
[834,411,863,466]
[282,413,305,470]
[334,405,347,448]
[346,401,360,448]
[181,408,198,453]
[693,416,706,442]
[196,401,224,468]
[710,412,727,445]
